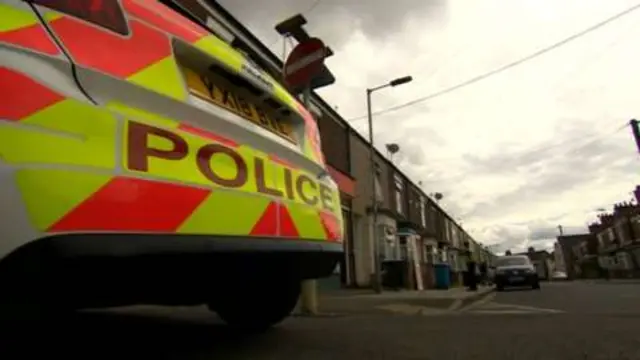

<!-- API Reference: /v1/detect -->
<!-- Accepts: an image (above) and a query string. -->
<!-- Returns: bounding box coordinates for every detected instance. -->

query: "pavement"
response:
[2,281,640,359]
[307,285,495,315]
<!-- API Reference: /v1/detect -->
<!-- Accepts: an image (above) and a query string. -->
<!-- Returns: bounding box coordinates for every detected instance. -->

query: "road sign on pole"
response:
[283,37,326,91]
[285,37,327,316]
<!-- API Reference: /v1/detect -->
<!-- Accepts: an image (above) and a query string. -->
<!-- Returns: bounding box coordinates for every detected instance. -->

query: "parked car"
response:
[494,255,541,291]
[0,0,343,331]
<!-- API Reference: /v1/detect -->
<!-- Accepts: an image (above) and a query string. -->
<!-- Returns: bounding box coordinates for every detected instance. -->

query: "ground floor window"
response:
[424,244,436,264]
[378,224,399,261]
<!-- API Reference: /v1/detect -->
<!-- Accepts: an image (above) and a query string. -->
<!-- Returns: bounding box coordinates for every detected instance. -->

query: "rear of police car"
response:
[0,0,343,330]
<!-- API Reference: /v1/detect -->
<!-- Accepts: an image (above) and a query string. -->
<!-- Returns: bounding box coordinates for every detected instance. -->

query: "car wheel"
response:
[0,298,73,329]
[0,273,74,328]
[209,279,301,333]
[532,282,541,290]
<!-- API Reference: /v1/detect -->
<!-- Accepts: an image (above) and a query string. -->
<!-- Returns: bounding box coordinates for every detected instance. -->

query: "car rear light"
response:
[30,0,129,35]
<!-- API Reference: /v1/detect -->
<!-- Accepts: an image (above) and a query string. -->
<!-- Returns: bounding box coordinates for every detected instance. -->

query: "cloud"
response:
[215,0,640,249]
[217,0,449,48]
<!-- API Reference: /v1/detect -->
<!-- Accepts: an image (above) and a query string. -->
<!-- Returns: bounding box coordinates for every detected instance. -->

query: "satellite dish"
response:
[384,226,396,241]
[386,143,400,154]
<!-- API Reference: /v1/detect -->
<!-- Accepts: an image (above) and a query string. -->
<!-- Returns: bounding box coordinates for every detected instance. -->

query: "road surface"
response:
[2,281,639,360]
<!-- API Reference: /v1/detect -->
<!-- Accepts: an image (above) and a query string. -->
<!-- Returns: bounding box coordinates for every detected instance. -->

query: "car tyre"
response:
[209,279,301,333]
[532,282,541,290]
[0,299,74,330]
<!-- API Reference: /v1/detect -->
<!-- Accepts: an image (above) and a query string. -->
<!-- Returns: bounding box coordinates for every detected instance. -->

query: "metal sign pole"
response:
[367,89,382,293]
[630,119,640,154]
[300,83,318,315]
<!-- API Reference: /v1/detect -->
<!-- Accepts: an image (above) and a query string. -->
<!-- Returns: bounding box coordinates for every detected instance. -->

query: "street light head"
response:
[390,76,413,87]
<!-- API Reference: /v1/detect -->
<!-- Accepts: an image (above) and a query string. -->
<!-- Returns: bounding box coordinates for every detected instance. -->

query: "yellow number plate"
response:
[182,67,296,143]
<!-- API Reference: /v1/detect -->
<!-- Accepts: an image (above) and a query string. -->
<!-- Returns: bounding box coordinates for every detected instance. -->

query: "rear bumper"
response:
[495,273,538,286]
[42,233,342,257]
[0,234,343,308]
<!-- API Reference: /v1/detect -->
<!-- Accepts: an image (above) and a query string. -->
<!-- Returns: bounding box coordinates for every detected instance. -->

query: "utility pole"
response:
[366,76,413,294]
[630,119,640,154]
[557,225,564,236]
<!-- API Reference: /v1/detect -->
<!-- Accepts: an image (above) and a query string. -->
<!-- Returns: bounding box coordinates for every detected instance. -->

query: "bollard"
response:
[299,279,318,315]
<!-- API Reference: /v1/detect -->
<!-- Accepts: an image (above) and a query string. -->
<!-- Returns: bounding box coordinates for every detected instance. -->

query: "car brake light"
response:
[30,0,129,35]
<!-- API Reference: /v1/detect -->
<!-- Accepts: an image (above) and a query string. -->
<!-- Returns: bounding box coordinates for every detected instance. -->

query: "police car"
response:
[0,0,343,331]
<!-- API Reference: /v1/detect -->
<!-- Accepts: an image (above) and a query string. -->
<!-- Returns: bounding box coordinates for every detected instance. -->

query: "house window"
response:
[374,164,384,204]
[616,252,630,269]
[424,244,435,263]
[607,228,616,245]
[615,222,628,243]
[597,233,605,249]
[451,226,459,248]
[394,174,403,214]
[379,225,397,261]
[420,197,426,227]
[632,216,640,242]
[399,236,408,260]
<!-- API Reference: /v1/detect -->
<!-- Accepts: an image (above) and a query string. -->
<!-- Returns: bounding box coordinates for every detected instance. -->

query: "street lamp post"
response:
[367,75,412,294]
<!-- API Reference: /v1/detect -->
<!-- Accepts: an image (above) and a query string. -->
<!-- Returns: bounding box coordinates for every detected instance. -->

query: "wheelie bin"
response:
[434,263,451,290]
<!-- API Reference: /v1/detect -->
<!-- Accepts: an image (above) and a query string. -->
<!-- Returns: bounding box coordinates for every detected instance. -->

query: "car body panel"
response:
[0,0,342,277]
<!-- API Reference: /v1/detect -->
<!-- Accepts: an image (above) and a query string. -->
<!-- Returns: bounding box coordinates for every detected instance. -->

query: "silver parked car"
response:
[494,255,541,291]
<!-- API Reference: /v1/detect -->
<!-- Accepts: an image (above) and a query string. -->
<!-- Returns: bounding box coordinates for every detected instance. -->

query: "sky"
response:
[217,0,640,253]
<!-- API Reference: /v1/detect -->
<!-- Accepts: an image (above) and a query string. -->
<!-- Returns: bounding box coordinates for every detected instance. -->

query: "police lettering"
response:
[197,144,247,188]
[126,121,334,211]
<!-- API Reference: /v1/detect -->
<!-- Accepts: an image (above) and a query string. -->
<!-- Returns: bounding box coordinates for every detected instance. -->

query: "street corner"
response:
[455,286,497,310]
[313,286,498,317]
[408,286,497,312]
[374,303,451,316]
[456,291,497,313]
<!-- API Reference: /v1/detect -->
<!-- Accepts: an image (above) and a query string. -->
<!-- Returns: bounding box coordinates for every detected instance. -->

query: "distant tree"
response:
[528,246,535,253]
[505,250,512,255]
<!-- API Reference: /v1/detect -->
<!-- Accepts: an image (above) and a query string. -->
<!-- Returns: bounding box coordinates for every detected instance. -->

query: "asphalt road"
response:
[1,281,639,360]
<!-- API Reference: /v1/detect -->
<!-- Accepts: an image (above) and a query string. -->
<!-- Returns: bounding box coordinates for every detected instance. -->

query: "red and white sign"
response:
[283,37,326,89]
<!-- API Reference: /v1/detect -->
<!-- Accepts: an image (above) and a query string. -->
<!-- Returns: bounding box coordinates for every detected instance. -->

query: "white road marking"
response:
[459,292,496,312]
[373,292,564,317]
[466,301,564,315]
[490,303,564,313]
[447,299,463,311]
[375,303,449,316]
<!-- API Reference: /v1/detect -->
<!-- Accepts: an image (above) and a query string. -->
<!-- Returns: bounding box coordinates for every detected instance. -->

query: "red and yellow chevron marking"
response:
[17,168,341,242]
[1,67,341,241]
[0,67,118,168]
[47,14,186,101]
[49,176,211,232]
[294,102,325,166]
[0,3,60,55]
[0,67,63,121]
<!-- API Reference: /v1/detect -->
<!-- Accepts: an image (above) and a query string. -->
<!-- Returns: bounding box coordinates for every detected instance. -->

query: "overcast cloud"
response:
[218,0,640,253]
